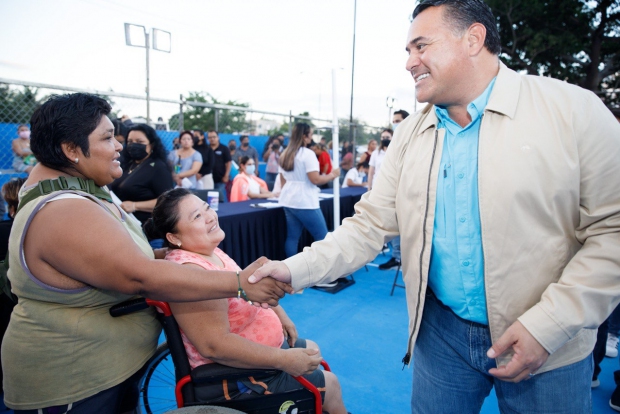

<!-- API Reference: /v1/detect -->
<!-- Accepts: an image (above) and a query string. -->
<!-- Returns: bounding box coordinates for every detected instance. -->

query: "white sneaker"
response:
[592,378,601,388]
[607,334,619,358]
[315,282,338,288]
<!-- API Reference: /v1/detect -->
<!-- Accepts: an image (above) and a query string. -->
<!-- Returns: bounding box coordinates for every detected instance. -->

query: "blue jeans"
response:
[283,207,328,258]
[411,291,592,414]
[391,236,401,261]
[214,181,227,203]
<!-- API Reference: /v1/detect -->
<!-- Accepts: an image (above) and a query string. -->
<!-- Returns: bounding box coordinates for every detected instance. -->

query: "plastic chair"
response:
[390,263,405,296]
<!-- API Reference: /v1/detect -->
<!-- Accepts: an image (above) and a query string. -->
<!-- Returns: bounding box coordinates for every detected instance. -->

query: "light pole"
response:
[386,96,395,126]
[124,23,171,125]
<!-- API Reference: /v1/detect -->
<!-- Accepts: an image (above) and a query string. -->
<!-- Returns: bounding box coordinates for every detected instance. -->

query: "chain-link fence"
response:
[0,78,383,190]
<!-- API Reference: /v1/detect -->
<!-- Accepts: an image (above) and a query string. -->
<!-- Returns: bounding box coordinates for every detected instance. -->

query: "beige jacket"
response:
[285,63,620,373]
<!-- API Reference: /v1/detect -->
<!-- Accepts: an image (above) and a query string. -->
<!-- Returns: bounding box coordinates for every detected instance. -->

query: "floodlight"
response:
[124,23,147,48]
[153,29,171,53]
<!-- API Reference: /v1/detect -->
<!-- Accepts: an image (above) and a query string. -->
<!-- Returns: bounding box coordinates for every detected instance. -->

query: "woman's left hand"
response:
[280,313,298,347]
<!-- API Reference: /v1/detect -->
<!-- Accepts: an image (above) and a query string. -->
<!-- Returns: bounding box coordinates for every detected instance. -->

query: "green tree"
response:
[266,111,316,137]
[0,85,42,124]
[319,118,381,147]
[169,92,249,133]
[487,0,620,107]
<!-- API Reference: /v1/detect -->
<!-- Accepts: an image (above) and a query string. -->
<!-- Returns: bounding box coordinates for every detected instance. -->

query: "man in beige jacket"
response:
[252,0,620,412]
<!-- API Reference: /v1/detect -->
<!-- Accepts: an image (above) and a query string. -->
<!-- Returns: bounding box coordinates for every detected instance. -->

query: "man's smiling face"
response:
[405,5,471,106]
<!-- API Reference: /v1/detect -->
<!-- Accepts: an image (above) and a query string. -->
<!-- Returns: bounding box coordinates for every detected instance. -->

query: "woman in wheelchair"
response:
[144,188,348,414]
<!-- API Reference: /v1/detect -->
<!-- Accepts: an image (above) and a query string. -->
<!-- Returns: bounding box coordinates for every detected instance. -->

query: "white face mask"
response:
[358,171,366,178]
[19,130,31,139]
[245,165,256,175]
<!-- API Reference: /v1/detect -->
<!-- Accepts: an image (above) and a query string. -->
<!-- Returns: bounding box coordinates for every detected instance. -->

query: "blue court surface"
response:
[1,250,617,413]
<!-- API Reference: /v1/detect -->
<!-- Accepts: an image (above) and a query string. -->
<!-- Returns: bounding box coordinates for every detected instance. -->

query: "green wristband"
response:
[236,270,253,305]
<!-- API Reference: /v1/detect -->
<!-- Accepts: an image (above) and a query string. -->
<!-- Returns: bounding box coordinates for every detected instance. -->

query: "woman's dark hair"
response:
[16,124,29,132]
[357,162,370,170]
[2,178,26,218]
[239,156,251,166]
[120,123,169,170]
[280,122,311,172]
[113,119,129,140]
[30,93,112,171]
[143,188,192,248]
[412,0,501,55]
[179,130,194,141]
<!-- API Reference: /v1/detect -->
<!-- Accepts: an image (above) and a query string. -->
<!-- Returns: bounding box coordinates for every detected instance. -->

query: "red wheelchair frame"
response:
[111,297,331,414]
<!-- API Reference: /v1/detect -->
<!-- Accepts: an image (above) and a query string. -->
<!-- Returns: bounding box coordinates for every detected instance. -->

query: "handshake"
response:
[239,257,293,308]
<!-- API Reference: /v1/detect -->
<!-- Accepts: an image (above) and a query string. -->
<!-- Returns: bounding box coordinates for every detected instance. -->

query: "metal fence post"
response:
[288,110,293,137]
[179,94,184,131]
[215,109,219,132]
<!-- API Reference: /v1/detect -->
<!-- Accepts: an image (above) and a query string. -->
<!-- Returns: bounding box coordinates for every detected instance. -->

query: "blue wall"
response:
[0,124,275,184]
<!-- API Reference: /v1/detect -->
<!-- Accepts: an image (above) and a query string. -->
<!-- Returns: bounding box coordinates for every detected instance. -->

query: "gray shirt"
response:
[233,145,259,167]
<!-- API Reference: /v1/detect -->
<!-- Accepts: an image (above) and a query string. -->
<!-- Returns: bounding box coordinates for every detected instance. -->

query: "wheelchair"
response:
[110,298,331,414]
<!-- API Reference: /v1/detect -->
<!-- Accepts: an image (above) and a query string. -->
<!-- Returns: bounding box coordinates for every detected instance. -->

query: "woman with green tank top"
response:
[2,93,292,414]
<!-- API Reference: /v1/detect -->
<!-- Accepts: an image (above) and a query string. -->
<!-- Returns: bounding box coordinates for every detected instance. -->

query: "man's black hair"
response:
[30,93,112,171]
[394,110,410,119]
[413,0,501,55]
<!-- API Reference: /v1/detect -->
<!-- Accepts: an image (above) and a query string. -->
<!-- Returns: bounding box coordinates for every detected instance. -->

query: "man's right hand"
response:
[248,260,292,284]
[240,258,293,307]
[279,347,322,377]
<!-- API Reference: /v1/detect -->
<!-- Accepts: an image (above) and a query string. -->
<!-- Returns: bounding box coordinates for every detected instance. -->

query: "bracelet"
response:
[236,271,253,305]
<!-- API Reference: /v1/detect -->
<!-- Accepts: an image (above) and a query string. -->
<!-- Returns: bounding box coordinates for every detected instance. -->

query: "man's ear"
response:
[467,23,487,56]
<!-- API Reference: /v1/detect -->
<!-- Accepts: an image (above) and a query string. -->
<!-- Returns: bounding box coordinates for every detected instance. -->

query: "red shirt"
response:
[318,151,332,174]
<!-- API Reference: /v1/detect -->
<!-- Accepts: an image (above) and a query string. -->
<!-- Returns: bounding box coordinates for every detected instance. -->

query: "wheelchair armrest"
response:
[191,362,280,384]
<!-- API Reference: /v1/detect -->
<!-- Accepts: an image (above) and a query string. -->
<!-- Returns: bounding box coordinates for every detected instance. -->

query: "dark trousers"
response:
[593,318,609,380]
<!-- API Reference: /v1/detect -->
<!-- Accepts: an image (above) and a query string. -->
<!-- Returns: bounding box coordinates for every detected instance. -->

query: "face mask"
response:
[392,121,401,129]
[229,144,236,151]
[127,143,149,160]
[381,139,391,148]
[19,130,30,139]
[241,142,249,148]
[245,165,256,175]
[358,171,366,178]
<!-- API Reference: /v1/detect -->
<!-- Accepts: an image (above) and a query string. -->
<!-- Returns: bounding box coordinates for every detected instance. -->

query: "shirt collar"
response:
[435,76,497,132]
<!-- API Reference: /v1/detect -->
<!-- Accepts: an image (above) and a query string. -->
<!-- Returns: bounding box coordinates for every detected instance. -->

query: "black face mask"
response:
[241,142,249,148]
[229,144,236,151]
[127,143,149,160]
[381,139,391,148]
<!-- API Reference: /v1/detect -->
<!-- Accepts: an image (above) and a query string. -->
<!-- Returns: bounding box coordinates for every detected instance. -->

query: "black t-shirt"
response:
[0,219,12,259]
[194,141,215,175]
[211,143,232,183]
[108,157,174,224]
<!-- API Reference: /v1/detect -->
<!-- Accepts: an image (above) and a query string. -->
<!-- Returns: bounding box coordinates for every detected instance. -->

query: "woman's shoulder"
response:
[165,249,206,267]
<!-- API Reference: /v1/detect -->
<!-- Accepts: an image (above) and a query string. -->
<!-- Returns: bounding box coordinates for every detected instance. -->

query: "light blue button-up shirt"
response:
[429,78,496,325]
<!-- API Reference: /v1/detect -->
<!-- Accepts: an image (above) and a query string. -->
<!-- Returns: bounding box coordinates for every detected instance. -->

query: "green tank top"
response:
[2,188,161,410]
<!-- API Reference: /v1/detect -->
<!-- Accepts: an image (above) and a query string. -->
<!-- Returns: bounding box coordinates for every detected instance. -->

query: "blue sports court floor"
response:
[1,250,617,413]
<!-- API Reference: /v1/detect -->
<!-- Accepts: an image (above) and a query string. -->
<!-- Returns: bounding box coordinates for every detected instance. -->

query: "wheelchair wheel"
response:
[139,342,178,414]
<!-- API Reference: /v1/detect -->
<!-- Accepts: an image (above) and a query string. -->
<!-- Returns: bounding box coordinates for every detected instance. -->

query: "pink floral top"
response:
[165,248,284,369]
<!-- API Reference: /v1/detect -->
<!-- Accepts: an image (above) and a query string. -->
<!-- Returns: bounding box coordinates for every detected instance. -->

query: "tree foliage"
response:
[0,85,42,124]
[319,117,381,146]
[487,0,620,107]
[170,92,249,133]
